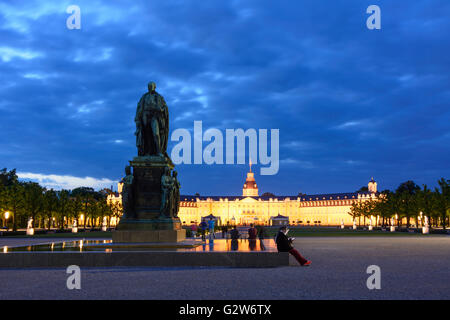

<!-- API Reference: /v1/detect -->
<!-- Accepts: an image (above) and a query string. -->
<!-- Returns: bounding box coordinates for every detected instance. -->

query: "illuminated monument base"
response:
[112,156,186,243]
[113,229,186,243]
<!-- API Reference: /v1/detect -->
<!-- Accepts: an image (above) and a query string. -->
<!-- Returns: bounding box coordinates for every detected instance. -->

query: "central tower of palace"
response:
[242,160,259,197]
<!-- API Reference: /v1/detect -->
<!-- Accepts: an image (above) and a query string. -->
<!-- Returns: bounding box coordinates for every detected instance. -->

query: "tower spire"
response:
[242,158,258,197]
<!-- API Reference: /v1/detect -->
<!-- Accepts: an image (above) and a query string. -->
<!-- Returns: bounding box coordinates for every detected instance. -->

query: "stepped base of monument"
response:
[0,239,289,268]
[112,229,186,243]
[0,251,289,268]
[115,218,182,231]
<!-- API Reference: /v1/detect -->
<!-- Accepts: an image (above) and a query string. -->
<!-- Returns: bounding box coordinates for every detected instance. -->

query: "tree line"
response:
[0,168,122,231]
[349,179,450,229]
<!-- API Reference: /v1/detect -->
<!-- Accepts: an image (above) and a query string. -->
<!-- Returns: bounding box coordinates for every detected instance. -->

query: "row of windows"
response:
[301,195,357,201]
[180,202,198,207]
[182,201,361,208]
[301,200,355,207]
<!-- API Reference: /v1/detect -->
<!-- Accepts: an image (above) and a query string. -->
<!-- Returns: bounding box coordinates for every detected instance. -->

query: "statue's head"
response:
[148,82,156,93]
[125,165,131,176]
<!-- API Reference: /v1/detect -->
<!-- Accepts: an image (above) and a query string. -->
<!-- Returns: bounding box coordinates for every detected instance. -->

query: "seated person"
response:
[275,226,311,266]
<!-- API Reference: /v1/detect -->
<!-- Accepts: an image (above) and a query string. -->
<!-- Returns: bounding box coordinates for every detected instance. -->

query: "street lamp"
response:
[4,211,10,230]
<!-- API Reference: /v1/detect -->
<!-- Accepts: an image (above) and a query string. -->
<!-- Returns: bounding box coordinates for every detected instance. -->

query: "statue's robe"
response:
[135,91,169,156]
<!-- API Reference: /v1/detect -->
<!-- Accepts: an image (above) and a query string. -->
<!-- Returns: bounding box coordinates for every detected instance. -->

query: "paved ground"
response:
[0,236,449,299]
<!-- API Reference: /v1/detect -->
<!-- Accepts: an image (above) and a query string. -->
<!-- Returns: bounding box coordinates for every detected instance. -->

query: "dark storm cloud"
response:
[0,0,449,194]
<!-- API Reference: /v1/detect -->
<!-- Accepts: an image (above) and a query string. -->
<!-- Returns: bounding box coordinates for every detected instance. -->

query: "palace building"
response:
[178,164,378,226]
[108,165,379,226]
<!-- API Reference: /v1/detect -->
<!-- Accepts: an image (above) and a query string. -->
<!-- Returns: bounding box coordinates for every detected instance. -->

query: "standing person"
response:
[200,220,207,241]
[257,225,266,250]
[248,223,257,240]
[257,225,266,240]
[221,224,228,239]
[230,226,240,240]
[208,218,216,239]
[276,226,311,266]
[190,222,198,238]
[230,226,240,251]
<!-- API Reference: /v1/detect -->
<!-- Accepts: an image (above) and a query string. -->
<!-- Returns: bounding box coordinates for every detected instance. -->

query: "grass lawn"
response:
[263,227,441,237]
[3,227,445,239]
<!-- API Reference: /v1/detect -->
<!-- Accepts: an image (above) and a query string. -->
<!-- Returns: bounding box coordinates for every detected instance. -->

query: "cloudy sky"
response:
[0,0,449,195]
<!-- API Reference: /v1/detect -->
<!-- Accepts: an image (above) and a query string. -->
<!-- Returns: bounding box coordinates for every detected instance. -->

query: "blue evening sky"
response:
[0,0,449,195]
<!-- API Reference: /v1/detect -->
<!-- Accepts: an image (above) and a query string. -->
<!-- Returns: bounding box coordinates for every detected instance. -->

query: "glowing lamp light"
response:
[4,211,10,219]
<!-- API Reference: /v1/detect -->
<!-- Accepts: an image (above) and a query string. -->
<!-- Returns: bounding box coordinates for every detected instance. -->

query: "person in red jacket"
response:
[190,223,198,238]
[275,226,311,266]
[248,224,258,239]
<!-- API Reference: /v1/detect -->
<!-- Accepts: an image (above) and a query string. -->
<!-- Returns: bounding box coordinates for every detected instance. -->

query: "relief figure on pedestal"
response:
[171,171,180,218]
[160,167,174,218]
[122,166,135,219]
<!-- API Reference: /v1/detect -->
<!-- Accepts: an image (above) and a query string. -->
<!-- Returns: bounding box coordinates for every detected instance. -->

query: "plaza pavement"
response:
[0,236,449,299]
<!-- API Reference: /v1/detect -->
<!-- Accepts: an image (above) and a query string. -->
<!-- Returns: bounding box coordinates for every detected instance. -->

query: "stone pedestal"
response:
[368,226,373,231]
[390,226,396,232]
[128,156,171,219]
[422,226,429,234]
[26,228,34,236]
[113,229,186,243]
[113,155,185,243]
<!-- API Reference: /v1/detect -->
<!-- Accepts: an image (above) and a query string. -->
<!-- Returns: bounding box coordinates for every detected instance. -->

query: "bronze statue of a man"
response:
[135,82,169,157]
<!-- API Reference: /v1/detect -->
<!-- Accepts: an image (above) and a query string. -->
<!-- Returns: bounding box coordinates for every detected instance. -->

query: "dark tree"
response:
[262,192,276,197]
[357,186,369,193]
[396,181,420,228]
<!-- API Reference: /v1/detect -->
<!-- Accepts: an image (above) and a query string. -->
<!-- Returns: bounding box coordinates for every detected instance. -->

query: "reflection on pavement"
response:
[3,239,277,253]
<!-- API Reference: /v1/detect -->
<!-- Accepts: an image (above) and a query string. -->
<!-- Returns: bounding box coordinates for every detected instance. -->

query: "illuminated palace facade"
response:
[178,165,379,226]
[108,165,379,226]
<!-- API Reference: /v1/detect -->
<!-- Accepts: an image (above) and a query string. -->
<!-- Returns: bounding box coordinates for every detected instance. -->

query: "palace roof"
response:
[179,191,371,202]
